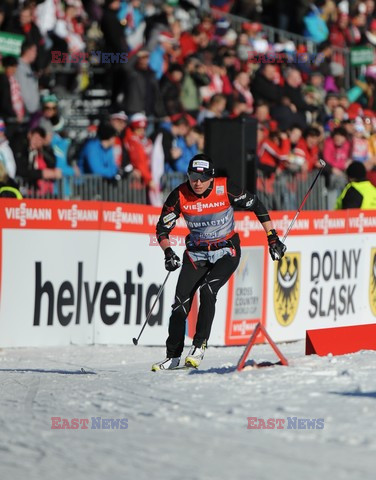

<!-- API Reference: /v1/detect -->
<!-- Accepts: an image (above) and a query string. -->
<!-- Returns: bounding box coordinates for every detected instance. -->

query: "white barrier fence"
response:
[1,199,375,348]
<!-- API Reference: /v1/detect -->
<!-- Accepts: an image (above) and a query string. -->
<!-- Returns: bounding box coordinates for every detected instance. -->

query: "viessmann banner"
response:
[0,200,375,348]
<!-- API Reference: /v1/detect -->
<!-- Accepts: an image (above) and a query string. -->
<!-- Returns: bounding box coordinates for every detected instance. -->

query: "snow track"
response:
[0,341,375,480]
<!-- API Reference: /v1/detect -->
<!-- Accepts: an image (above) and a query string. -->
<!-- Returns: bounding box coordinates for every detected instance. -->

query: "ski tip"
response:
[132,338,138,346]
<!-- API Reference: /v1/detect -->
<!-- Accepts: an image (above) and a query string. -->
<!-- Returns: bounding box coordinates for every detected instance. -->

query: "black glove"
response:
[164,247,181,271]
[267,229,286,261]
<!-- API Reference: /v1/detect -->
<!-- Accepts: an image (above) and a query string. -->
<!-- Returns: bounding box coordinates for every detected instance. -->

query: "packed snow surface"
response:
[0,341,375,480]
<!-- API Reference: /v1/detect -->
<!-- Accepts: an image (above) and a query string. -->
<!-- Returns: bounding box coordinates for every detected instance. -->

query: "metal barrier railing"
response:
[256,170,328,211]
[16,171,328,210]
[17,175,147,204]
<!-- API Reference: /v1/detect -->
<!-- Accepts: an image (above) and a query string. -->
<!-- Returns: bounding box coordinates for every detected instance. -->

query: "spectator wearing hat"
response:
[15,40,40,116]
[109,111,133,175]
[241,21,265,51]
[336,161,376,209]
[0,56,25,124]
[78,123,118,179]
[0,119,17,179]
[37,94,65,134]
[123,50,166,118]
[124,113,155,190]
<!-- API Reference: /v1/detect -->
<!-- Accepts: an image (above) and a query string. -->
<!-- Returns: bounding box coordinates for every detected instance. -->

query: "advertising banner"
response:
[1,200,375,348]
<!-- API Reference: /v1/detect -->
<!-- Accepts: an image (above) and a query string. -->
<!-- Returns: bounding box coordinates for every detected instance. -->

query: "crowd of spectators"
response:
[0,0,375,208]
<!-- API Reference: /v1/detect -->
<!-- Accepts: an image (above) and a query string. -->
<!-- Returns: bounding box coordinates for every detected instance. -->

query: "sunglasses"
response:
[44,105,57,110]
[188,172,212,182]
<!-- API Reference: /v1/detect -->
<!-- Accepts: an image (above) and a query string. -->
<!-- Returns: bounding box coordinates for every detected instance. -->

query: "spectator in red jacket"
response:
[293,127,321,171]
[258,130,290,176]
[179,26,201,60]
[124,113,155,190]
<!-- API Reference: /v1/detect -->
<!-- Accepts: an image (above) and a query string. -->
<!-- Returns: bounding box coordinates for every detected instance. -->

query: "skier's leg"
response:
[166,252,208,358]
[193,249,240,348]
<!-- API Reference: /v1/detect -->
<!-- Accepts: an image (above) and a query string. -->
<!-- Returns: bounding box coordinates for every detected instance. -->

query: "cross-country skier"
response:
[151,154,286,371]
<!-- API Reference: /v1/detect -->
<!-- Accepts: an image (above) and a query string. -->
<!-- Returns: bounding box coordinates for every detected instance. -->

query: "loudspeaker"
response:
[204,116,258,193]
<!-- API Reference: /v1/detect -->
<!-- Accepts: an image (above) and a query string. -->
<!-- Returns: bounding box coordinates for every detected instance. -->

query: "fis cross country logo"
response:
[274,253,300,326]
[369,249,376,316]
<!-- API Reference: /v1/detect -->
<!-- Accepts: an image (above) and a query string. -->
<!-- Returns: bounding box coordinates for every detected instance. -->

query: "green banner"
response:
[0,32,25,57]
[350,46,374,67]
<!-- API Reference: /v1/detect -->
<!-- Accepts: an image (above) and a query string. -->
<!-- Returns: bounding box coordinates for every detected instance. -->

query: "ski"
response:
[151,365,197,372]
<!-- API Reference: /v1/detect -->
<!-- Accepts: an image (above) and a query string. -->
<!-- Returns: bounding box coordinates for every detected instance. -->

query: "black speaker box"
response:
[204,116,258,193]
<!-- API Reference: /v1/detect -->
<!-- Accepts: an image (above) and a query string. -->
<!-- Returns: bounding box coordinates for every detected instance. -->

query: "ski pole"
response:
[132,271,171,346]
[281,159,326,244]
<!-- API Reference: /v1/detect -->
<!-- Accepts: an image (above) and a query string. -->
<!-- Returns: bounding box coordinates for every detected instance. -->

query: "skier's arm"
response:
[156,187,181,251]
[226,179,271,230]
[227,179,285,260]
